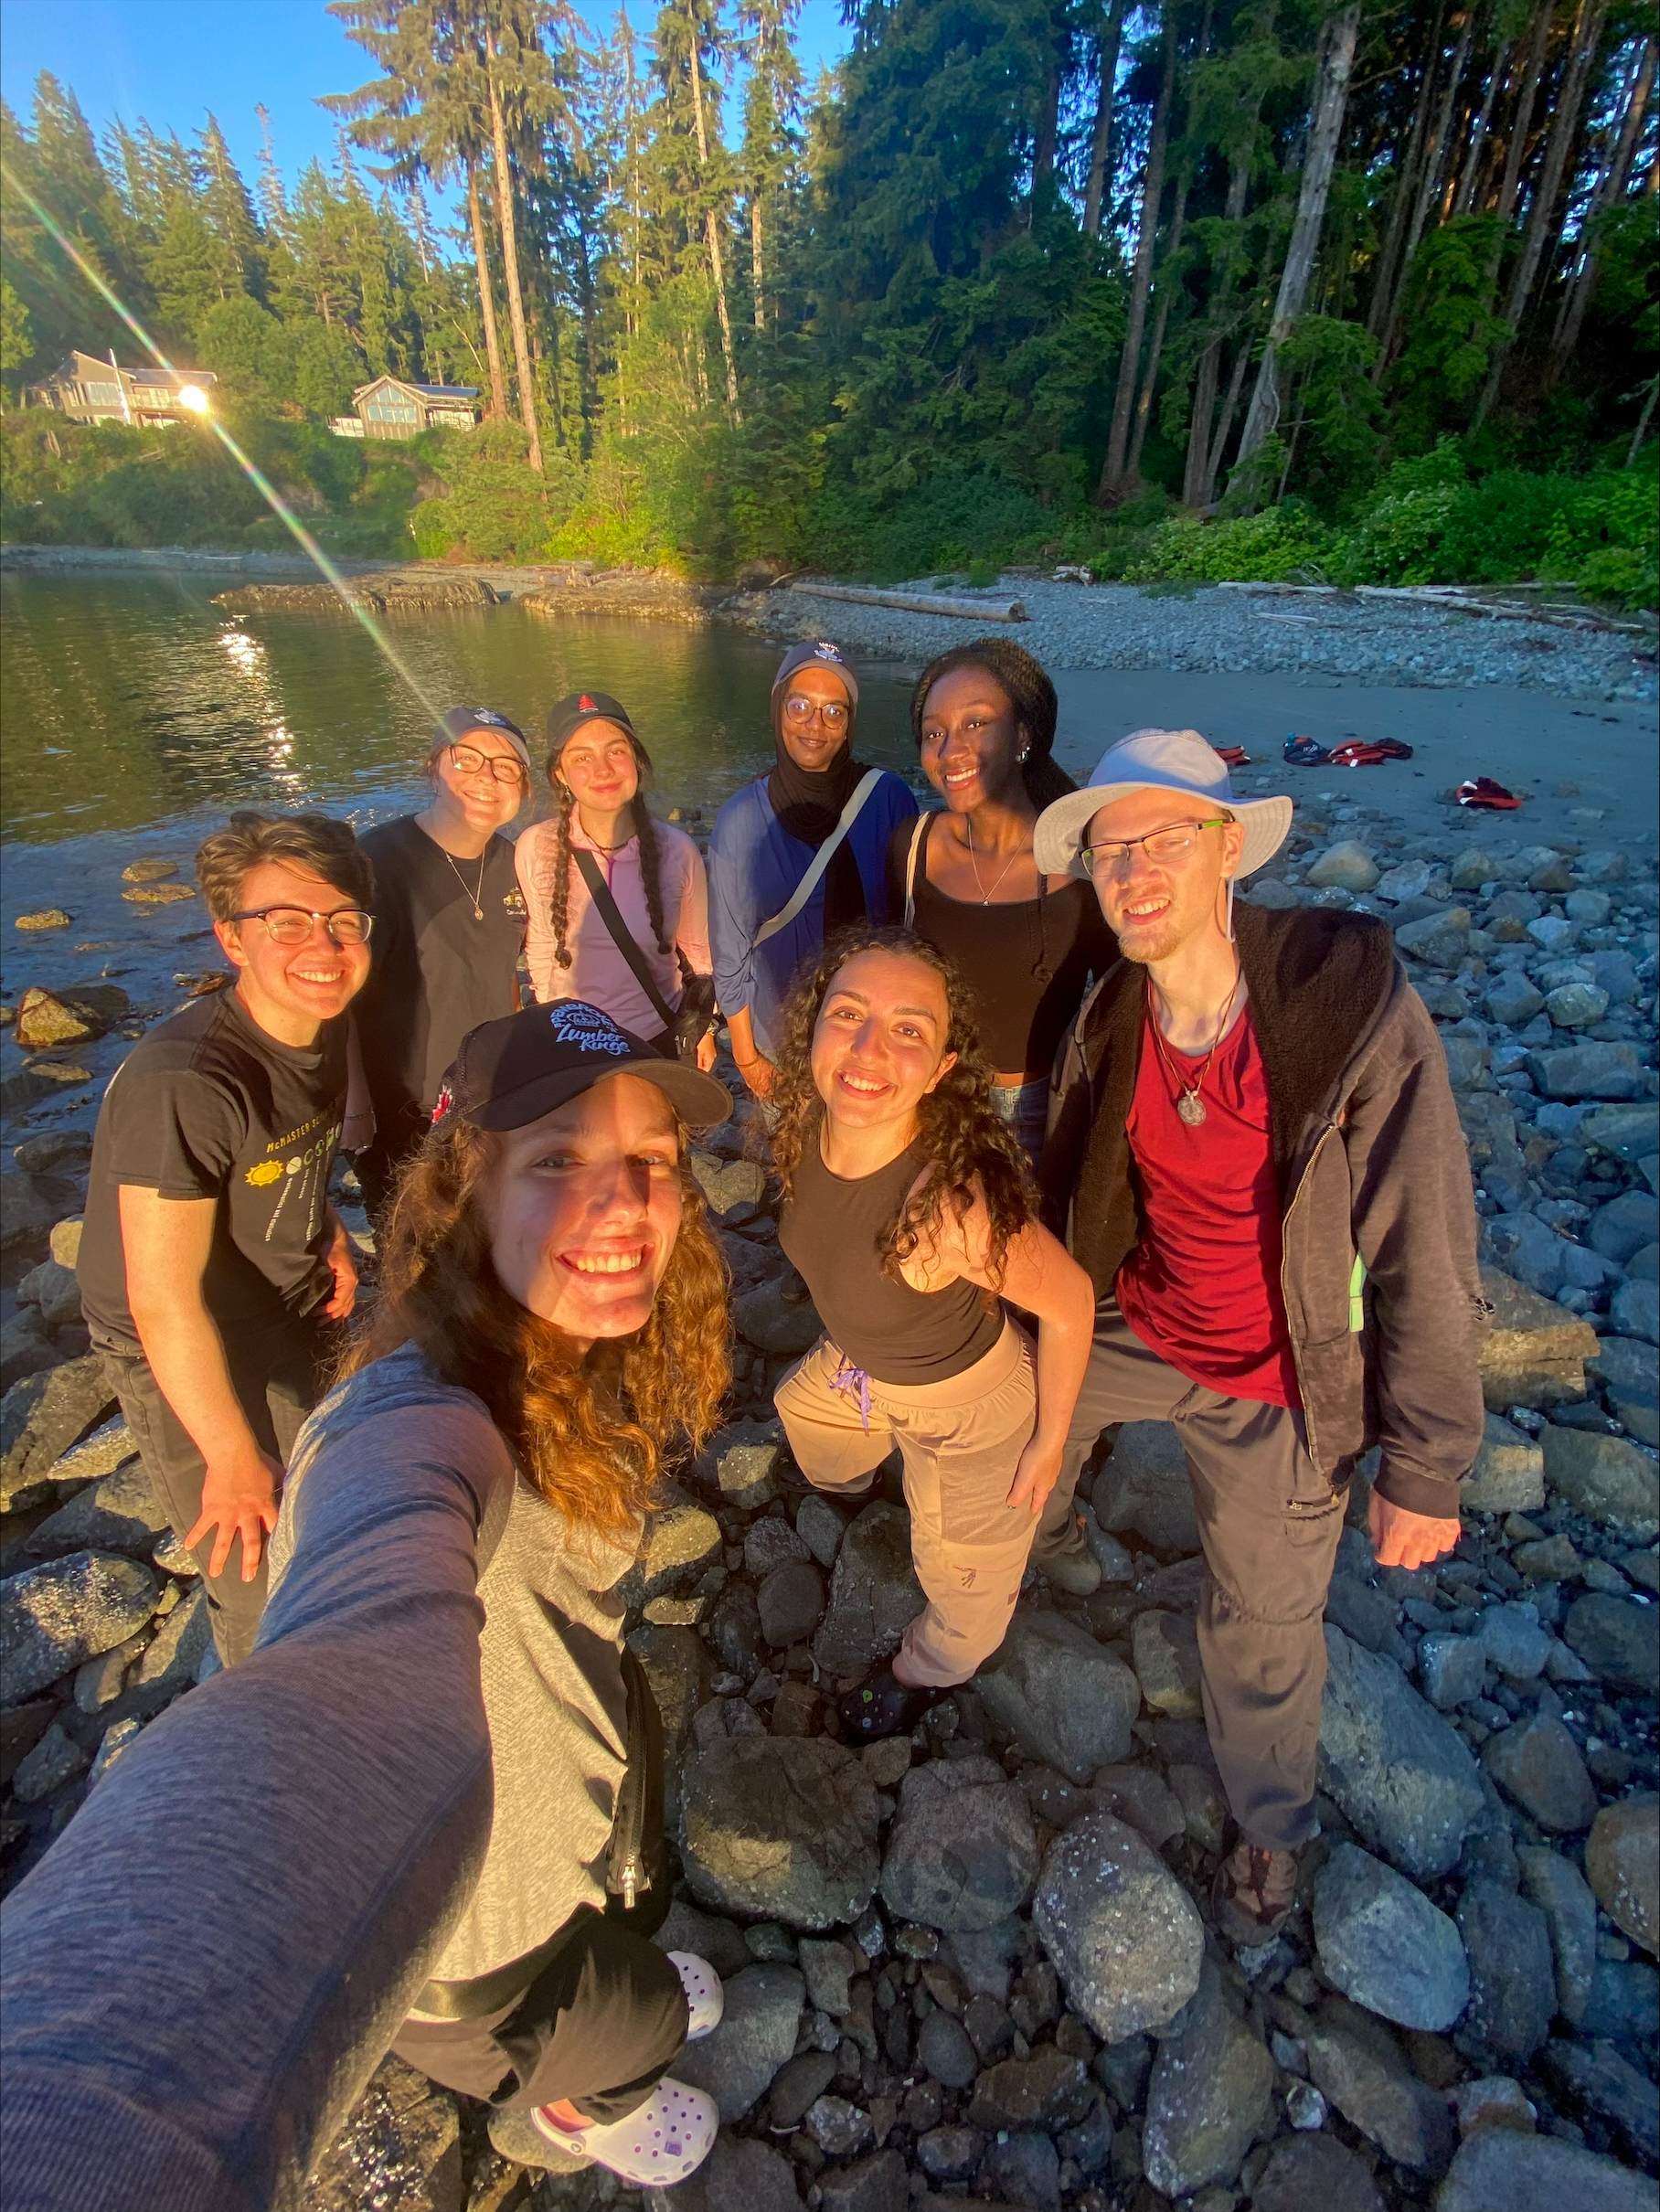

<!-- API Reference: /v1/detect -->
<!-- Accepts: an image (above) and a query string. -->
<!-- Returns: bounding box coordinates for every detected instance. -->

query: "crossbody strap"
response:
[901,810,931,928]
[572,847,679,1033]
[754,769,886,948]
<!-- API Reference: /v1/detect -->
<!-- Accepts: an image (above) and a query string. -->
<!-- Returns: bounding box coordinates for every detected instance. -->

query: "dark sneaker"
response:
[1211,1837,1300,1946]
[837,1663,937,1741]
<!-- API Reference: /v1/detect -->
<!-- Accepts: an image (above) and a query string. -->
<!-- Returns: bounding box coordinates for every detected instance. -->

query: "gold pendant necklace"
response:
[442,847,488,921]
[964,819,1025,905]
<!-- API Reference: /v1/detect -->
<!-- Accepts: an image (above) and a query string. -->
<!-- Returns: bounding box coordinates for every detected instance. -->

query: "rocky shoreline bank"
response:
[2,796,1657,2211]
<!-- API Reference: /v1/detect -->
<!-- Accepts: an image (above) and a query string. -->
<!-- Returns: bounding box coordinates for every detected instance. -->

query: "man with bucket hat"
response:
[1031,729,1485,1945]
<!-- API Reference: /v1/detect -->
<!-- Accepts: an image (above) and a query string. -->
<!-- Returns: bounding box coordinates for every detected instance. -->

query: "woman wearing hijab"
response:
[708,642,916,1100]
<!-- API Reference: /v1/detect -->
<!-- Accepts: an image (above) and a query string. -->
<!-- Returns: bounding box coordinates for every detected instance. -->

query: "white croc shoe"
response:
[532,2078,718,2185]
[665,1951,724,2041]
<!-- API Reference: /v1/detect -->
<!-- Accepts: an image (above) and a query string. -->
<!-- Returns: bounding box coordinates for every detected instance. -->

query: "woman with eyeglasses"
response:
[708,643,916,1101]
[350,707,532,1216]
[887,641,1114,1169]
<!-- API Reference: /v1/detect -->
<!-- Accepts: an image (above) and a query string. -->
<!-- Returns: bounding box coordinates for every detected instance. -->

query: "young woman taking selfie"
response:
[767,927,1095,1739]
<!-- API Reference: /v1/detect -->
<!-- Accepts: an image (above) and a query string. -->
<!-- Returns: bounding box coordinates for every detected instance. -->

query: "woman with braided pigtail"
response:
[516,694,718,1071]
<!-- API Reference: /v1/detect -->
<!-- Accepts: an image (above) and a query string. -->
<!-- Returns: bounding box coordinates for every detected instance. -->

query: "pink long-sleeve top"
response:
[515,814,713,1037]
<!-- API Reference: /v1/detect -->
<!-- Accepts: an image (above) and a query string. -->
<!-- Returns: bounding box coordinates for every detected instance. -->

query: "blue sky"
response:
[2,0,853,216]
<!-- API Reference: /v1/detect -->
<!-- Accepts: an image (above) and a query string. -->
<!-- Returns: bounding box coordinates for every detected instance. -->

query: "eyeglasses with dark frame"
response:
[229,906,375,946]
[782,693,850,730]
[1078,817,1231,874]
[444,743,526,784]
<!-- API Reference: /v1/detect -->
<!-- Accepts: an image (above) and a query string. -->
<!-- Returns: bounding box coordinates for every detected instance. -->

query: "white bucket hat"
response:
[1034,728,1293,882]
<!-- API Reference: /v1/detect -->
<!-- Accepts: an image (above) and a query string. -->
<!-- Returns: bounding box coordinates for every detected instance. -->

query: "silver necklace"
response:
[1147,970,1242,1128]
[964,818,1027,905]
[441,847,488,921]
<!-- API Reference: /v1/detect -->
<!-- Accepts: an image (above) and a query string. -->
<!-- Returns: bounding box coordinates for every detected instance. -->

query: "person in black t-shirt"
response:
[78,813,374,1665]
[350,707,530,1217]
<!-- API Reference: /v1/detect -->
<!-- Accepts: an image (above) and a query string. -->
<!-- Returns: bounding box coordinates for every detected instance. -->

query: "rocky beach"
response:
[1,574,1656,2212]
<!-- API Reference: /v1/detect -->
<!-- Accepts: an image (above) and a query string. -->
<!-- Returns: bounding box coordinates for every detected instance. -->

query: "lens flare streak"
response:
[5,165,443,723]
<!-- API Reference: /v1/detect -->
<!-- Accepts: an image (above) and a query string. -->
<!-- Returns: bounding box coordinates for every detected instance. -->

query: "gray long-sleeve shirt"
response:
[1,1345,610,2211]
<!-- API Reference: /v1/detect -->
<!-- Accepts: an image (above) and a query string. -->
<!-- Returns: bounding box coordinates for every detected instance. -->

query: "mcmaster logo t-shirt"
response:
[78,986,348,1353]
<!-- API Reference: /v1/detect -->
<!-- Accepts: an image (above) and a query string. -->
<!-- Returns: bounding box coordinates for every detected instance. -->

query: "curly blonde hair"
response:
[340,1120,729,1535]
[766,925,1035,1295]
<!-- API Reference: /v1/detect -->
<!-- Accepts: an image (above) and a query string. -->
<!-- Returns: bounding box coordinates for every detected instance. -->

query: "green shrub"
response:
[1123,505,1332,583]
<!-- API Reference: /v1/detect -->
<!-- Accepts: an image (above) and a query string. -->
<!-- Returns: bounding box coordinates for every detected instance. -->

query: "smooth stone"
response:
[756,1558,825,1648]
[1312,1841,1471,2030]
[1474,1601,1551,1680]
[814,2151,907,2212]
[1579,1102,1660,1162]
[974,1611,1140,1781]
[1588,1189,1660,1263]
[794,1494,846,1568]
[1304,1994,1455,2174]
[733,1280,824,1358]
[664,2134,804,2212]
[691,1416,787,1509]
[1482,1710,1597,1833]
[1584,1795,1658,1955]
[674,1962,804,2122]
[1,1550,160,1707]
[966,2045,1091,2131]
[1250,2132,1385,2212]
[811,1501,924,1675]
[1585,1339,1659,1450]
[1091,1420,1200,1553]
[627,1488,723,1606]
[1545,984,1609,1030]
[1538,2036,1660,2165]
[1579,1957,1660,2045]
[1542,1424,1660,1538]
[1515,1846,1598,2026]
[981,2132,1059,2211]
[1141,1959,1273,2201]
[1610,1273,1660,1344]
[689,1153,767,1218]
[11,1718,90,1803]
[1396,907,1472,971]
[743,1517,810,1577]
[680,1735,879,1929]
[1030,1813,1204,2043]
[915,2008,979,2089]
[1461,1413,1546,1515]
[0,1357,120,1511]
[879,1754,1038,1932]
[1453,1878,1556,2068]
[1563,1592,1660,1694]
[1131,1608,1204,1718]
[1317,1623,1486,1880]
[131,1584,210,1687]
[630,1624,714,1819]
[1434,2125,1655,2211]
[1306,841,1380,893]
[1527,1042,1642,1101]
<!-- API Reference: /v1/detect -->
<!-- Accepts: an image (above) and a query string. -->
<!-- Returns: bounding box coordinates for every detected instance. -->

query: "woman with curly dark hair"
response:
[516,693,718,1071]
[769,927,1095,1739]
[268,1001,734,2183]
[885,639,1115,1167]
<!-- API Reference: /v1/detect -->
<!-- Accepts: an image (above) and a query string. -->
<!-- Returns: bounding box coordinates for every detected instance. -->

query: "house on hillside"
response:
[330,375,481,440]
[27,351,218,425]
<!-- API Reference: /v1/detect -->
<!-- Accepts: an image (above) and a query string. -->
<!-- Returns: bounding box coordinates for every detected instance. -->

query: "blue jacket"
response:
[708,771,918,1057]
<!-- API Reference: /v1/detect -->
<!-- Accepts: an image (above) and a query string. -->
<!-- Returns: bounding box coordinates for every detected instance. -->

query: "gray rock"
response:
[767,2050,838,2131]
[1563,1592,1659,1694]
[667,2135,803,2212]
[680,1735,879,1928]
[1318,1623,1486,1879]
[1590,948,1640,1005]
[86,1714,143,1789]
[967,2045,1091,2131]
[879,1754,1038,1931]
[1474,1601,1551,1681]
[1307,842,1380,893]
[1462,1414,1546,1515]
[1031,1813,1204,2042]
[672,1962,803,2122]
[1396,907,1471,971]
[1419,1633,1487,1711]
[1516,1845,1598,2025]
[744,1517,810,1577]
[1580,1957,1660,2046]
[914,2122,984,2179]
[16,1258,83,1333]
[1485,974,1546,1028]
[1141,1959,1273,2200]
[1325,1572,1410,1663]
[1545,983,1609,1029]
[1435,2124,1654,2212]
[301,2054,460,2212]
[1477,1268,1599,1410]
[1611,1274,1660,1344]
[1579,1102,1660,1162]
[982,2132,1059,2211]
[795,1935,858,2015]
[756,1559,825,1648]
[1527,1041,1642,1101]
[1080,1506,1134,1582]
[1588,1189,1660,1263]
[1543,1425,1659,1538]
[11,1718,89,1803]
[1092,1421,1199,1553]
[691,1416,787,1509]
[1130,1607,1204,1717]
[1584,1794,1657,1955]
[1482,1710,1597,1832]
[1484,1214,1566,1298]
[1454,1878,1555,2068]
[1,1549,160,1706]
[915,2008,979,2088]
[654,1898,752,1981]
[1303,1995,1454,2173]
[810,1501,924,1674]
[1538,2036,1659,2166]
[974,1611,1140,1781]
[733,1280,823,1358]
[132,1585,210,1688]
[1589,1336,1660,1451]
[689,1153,768,1218]
[1250,2132,1386,2212]
[814,2151,907,2212]
[23,1452,166,1562]
[1092,1762,1187,1851]
[631,1623,714,1819]
[0,1357,119,1511]
[629,1488,722,1604]
[794,1494,846,1568]
[1313,1841,1471,2030]
[803,2095,873,2155]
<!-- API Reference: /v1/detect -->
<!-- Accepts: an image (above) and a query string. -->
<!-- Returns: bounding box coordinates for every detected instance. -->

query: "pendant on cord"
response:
[1176,1091,1208,1128]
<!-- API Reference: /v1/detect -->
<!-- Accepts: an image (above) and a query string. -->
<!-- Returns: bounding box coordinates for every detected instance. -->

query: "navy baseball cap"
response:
[431,1000,729,1133]
[432,705,532,767]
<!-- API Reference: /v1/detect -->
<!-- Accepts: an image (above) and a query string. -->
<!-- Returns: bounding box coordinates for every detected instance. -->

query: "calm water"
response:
[0,569,920,1123]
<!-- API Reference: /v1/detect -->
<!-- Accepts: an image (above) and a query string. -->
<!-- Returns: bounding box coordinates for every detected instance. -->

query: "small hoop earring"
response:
[1017,748,1030,763]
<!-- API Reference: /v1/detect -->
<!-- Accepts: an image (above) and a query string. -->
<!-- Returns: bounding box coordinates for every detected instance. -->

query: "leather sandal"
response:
[1211,1836,1300,1946]
[837,1663,937,1741]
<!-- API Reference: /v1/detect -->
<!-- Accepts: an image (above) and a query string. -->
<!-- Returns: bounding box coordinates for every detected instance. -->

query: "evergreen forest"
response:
[2,0,1655,603]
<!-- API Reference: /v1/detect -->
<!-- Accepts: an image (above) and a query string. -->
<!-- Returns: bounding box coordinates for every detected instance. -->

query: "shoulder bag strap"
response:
[902,810,930,929]
[572,847,680,1034]
[754,768,886,949]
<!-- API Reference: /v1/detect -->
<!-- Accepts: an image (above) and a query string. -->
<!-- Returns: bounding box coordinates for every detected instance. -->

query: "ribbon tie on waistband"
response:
[829,1356,874,1431]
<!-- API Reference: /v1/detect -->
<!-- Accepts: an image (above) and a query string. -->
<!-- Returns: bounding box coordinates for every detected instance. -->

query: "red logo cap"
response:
[579,695,598,711]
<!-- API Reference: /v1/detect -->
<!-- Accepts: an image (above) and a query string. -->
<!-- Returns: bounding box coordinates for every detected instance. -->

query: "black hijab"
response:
[767,659,869,938]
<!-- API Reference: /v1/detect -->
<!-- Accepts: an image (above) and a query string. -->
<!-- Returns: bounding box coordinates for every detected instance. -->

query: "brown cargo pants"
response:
[1035,1303,1346,1852]
[774,1319,1039,1688]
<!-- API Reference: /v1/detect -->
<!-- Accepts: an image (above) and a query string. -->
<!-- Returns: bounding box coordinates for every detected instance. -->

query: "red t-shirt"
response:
[1115,1000,1302,1409]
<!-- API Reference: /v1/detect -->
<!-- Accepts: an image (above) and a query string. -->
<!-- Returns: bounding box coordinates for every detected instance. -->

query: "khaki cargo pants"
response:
[774,1319,1039,1688]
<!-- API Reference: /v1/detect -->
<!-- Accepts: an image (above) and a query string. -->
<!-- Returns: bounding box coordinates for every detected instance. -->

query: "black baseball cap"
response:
[432,705,532,767]
[547,690,638,759]
[431,1000,729,1134]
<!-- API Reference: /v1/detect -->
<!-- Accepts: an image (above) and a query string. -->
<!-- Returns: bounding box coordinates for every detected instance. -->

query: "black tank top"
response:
[778,1130,1004,1386]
